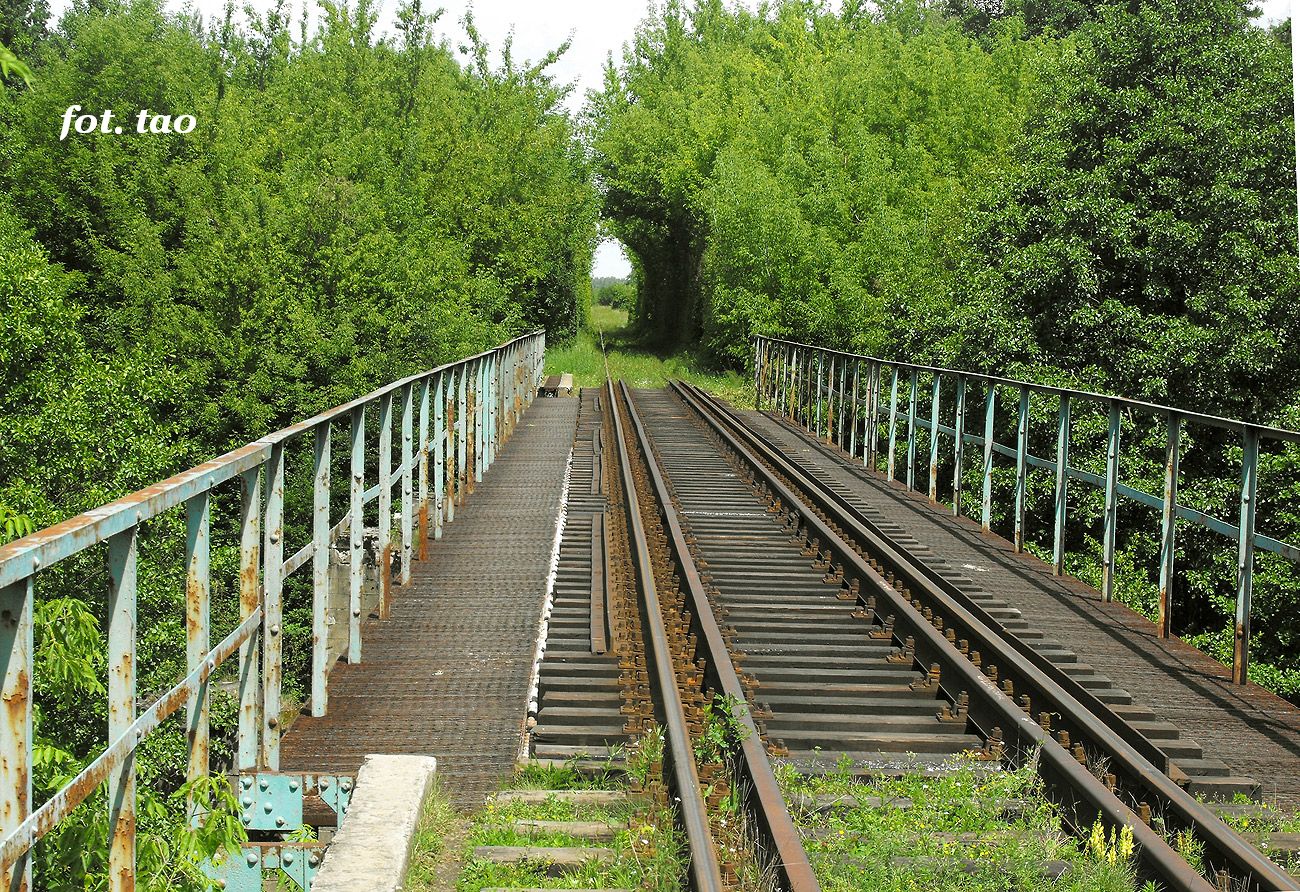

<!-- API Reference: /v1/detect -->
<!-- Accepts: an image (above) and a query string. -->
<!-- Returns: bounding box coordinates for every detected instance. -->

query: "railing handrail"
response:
[0,329,546,586]
[753,335,1300,443]
[752,334,1296,688]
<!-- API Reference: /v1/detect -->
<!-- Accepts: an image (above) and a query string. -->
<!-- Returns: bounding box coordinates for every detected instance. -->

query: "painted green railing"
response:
[753,335,1300,686]
[0,331,545,890]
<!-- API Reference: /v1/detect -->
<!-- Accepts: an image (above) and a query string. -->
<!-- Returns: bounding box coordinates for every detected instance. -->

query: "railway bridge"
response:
[2,332,1299,892]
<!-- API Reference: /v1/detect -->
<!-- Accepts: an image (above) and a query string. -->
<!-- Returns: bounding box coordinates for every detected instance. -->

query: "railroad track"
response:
[526,381,1298,892]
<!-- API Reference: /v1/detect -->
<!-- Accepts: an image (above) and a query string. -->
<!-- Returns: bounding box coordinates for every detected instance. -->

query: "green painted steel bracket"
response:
[236,771,353,831]
[203,772,353,891]
[204,842,327,892]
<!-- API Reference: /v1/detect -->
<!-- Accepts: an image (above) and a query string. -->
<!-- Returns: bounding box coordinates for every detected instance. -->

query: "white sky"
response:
[44,0,1295,277]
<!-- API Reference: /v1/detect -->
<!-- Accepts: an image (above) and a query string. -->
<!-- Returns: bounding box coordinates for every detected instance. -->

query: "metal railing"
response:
[753,335,1300,686]
[0,331,546,890]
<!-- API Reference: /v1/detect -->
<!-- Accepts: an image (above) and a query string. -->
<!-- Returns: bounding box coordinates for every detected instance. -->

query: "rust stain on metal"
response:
[380,543,393,619]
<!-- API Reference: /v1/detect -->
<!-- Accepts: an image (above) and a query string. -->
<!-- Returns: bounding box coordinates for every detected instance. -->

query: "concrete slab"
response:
[312,754,437,892]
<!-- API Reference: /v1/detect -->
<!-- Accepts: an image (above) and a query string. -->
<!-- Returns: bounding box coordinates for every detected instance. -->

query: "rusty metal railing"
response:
[753,335,1300,686]
[0,330,545,890]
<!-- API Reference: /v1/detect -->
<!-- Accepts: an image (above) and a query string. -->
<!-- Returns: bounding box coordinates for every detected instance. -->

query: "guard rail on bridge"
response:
[0,331,545,890]
[753,335,1300,687]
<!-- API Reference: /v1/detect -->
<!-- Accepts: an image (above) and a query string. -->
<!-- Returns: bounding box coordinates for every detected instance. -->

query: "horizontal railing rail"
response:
[753,335,1300,686]
[0,330,546,890]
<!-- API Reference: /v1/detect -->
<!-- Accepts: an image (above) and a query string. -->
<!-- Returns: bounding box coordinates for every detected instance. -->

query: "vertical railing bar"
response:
[184,490,211,812]
[348,408,364,664]
[457,366,468,507]
[887,367,900,481]
[982,384,996,532]
[262,445,285,770]
[378,392,394,620]
[1158,413,1181,638]
[311,422,330,718]
[1233,428,1260,685]
[849,360,860,459]
[953,376,966,516]
[928,373,941,502]
[906,369,918,491]
[1013,385,1030,553]
[418,377,431,561]
[0,576,33,892]
[435,375,445,540]
[400,384,414,586]
[866,361,879,469]
[107,526,138,890]
[1102,401,1121,603]
[753,338,762,411]
[837,356,847,448]
[237,468,261,771]
[1052,395,1071,575]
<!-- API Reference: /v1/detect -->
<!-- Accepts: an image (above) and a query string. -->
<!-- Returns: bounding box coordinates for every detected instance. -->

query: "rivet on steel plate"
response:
[289,779,299,792]
[241,795,252,807]
[259,778,269,791]
[308,854,320,867]
[264,802,273,813]
[276,816,286,827]
[283,851,295,865]
[246,851,258,866]
[320,777,331,788]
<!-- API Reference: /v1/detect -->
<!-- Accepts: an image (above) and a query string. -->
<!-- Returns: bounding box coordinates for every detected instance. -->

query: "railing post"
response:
[418,378,431,560]
[457,367,468,506]
[107,526,138,891]
[447,369,458,523]
[0,576,33,892]
[753,338,762,411]
[401,383,414,586]
[1053,395,1071,575]
[837,357,847,447]
[1013,385,1030,552]
[982,384,996,532]
[1233,428,1260,684]
[262,444,284,770]
[474,359,485,485]
[237,468,261,770]
[378,392,394,619]
[887,367,900,481]
[952,377,966,516]
[815,352,824,437]
[849,360,860,459]
[866,361,879,469]
[928,373,941,502]
[1158,413,1181,638]
[906,369,919,491]
[1102,401,1121,602]
[311,422,330,717]
[348,408,365,664]
[435,374,446,540]
[185,491,211,804]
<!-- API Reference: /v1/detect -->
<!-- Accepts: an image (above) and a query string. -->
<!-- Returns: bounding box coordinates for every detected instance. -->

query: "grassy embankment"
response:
[545,305,753,405]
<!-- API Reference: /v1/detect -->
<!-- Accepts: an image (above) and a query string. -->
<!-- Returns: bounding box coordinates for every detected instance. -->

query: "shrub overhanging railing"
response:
[753,335,1300,687]
[0,331,546,890]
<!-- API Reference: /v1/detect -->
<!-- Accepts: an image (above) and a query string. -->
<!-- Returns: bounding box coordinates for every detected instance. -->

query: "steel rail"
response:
[605,380,727,891]
[620,382,821,892]
[668,381,1260,892]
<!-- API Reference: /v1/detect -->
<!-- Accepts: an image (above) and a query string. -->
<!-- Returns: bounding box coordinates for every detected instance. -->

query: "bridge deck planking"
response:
[742,408,1300,810]
[280,398,578,807]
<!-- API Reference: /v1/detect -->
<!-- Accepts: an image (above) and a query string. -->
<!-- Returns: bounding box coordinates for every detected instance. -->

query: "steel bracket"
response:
[234,771,354,831]
[204,842,327,892]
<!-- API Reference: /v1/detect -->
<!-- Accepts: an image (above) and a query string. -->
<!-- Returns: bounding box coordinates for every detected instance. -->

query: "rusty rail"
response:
[678,379,1297,892]
[605,380,727,890]
[753,336,1300,684]
[0,331,545,890]
[621,382,820,892]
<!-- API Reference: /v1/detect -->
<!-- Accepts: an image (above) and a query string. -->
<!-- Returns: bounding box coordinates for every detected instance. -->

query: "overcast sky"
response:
[45,0,1296,277]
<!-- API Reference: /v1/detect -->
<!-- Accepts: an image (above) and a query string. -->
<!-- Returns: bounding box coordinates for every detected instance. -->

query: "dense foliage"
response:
[0,0,596,885]
[591,0,1300,698]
